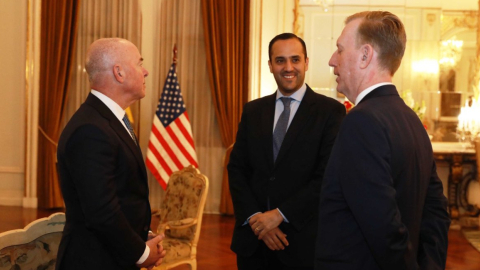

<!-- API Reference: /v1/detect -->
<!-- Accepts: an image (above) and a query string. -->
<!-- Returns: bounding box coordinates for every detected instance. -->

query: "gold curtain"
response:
[201,0,250,215]
[38,0,80,208]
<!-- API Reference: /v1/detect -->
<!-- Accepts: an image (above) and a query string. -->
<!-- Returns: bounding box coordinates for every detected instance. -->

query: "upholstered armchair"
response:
[151,165,209,270]
[0,213,65,270]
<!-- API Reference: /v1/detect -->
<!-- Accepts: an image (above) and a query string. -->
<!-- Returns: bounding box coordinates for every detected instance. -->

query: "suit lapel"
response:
[86,94,148,180]
[274,87,316,167]
[261,93,276,170]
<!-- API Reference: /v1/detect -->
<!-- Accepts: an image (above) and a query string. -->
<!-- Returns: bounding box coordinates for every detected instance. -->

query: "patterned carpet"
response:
[463,230,480,253]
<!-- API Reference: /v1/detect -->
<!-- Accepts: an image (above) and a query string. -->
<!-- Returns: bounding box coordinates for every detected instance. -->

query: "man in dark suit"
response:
[228,33,345,270]
[315,11,450,270]
[56,38,166,270]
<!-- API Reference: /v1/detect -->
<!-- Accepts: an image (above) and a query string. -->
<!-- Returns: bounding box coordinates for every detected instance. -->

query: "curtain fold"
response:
[201,0,250,215]
[37,0,80,208]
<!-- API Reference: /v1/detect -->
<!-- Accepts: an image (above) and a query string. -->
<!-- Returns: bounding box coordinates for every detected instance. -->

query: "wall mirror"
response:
[432,10,477,141]
[296,2,478,141]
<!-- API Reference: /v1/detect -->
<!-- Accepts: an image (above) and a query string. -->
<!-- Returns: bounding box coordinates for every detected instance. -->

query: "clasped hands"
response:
[138,232,167,270]
[249,209,289,251]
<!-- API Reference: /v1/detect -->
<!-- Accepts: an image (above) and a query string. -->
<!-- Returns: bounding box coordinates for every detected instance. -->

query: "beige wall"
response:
[0,0,27,205]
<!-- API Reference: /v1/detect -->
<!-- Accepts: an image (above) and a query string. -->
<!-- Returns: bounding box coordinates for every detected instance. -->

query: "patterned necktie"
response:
[122,114,137,145]
[273,97,291,162]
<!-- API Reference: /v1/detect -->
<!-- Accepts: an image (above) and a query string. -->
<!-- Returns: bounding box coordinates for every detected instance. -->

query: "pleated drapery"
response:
[37,0,80,208]
[201,0,250,215]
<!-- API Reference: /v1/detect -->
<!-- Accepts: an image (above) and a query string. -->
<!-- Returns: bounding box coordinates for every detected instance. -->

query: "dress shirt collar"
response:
[90,89,126,122]
[355,82,393,104]
[275,83,307,102]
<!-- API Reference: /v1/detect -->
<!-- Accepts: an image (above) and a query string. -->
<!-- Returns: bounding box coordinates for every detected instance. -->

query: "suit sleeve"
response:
[417,162,450,270]
[337,112,413,270]
[279,102,345,231]
[228,104,263,224]
[64,124,146,267]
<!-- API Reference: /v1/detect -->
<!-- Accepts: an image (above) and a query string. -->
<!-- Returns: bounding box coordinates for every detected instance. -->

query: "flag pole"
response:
[173,44,177,65]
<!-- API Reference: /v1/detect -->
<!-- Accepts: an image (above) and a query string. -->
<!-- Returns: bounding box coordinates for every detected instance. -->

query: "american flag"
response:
[146,63,198,189]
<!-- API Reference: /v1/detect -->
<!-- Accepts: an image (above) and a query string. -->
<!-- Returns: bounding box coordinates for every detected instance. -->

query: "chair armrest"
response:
[151,209,160,217]
[165,218,198,230]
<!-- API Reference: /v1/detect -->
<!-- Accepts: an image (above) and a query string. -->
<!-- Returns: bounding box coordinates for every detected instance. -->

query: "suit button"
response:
[269,177,275,181]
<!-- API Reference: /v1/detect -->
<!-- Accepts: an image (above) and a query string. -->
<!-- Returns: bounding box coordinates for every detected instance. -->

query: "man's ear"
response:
[268,60,273,73]
[359,44,373,69]
[113,65,124,82]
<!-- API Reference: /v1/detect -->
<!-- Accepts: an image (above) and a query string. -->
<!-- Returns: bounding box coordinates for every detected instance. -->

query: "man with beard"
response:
[228,33,345,269]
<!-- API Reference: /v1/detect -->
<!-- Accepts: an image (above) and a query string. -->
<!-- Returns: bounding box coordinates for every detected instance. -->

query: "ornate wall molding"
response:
[293,0,304,38]
[441,11,477,38]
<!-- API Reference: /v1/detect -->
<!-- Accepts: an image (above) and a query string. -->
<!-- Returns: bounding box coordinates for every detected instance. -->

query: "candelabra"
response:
[457,97,480,146]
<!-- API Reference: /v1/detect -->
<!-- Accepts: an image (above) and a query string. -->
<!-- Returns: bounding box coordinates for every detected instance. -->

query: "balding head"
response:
[85,38,148,109]
[85,38,134,85]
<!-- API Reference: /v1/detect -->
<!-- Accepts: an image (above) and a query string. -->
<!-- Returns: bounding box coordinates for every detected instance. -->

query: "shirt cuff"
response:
[136,245,150,265]
[243,212,261,226]
[277,208,289,223]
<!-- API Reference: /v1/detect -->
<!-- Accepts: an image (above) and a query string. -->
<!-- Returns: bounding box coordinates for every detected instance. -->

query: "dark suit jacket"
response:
[55,94,151,270]
[315,85,450,270]
[228,86,345,267]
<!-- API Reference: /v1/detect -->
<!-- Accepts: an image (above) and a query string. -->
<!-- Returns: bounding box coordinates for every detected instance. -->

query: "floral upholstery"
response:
[0,232,61,270]
[0,213,65,270]
[161,238,191,263]
[153,165,208,270]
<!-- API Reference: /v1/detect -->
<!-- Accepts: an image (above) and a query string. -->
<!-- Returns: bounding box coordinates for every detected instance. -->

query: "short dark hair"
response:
[268,33,307,61]
[346,11,406,76]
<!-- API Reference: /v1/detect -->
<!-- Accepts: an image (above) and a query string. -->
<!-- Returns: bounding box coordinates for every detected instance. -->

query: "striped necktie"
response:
[122,114,137,145]
[272,97,291,162]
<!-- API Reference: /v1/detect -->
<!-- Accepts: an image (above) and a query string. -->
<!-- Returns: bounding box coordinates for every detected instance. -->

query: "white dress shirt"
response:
[90,90,136,140]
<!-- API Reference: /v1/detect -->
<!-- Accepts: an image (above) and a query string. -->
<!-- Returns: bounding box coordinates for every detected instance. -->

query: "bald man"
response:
[56,38,166,270]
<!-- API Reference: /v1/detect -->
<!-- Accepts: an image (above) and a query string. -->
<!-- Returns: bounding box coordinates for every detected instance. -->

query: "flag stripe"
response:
[152,116,192,166]
[166,120,198,167]
[169,117,197,161]
[149,119,181,171]
[145,157,167,189]
[147,131,174,176]
[146,149,170,185]
[177,113,196,148]
[180,112,195,146]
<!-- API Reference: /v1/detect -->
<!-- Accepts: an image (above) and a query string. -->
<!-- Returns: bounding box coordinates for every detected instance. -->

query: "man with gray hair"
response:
[315,11,450,270]
[56,38,166,270]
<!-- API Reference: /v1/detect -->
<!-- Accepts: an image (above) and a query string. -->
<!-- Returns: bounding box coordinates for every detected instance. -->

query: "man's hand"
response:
[147,230,156,240]
[262,227,289,250]
[249,209,283,238]
[138,235,167,269]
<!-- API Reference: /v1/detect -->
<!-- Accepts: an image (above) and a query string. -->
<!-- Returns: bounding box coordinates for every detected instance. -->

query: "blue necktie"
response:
[273,97,291,162]
[122,114,137,145]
